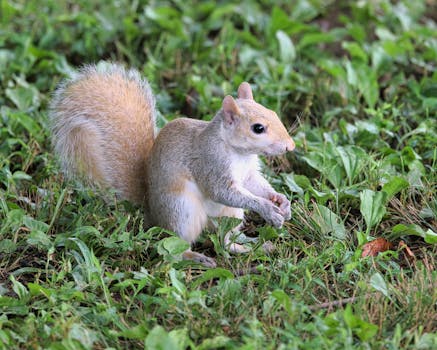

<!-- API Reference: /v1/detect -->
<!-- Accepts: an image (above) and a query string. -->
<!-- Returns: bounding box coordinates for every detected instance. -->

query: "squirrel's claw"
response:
[183,250,217,268]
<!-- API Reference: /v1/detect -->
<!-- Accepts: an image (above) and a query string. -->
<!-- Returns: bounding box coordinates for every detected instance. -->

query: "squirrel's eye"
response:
[251,123,266,134]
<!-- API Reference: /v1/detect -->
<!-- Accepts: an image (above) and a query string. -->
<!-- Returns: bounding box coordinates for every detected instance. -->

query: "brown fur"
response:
[50,63,156,204]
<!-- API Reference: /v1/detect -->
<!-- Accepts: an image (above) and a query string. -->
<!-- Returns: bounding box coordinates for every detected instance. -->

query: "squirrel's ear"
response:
[237,82,253,100]
[222,95,240,125]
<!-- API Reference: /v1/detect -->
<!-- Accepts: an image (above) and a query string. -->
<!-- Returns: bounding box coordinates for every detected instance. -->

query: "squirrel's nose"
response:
[286,137,295,152]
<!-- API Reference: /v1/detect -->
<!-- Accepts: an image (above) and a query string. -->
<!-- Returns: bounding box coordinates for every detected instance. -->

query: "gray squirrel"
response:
[49,63,295,267]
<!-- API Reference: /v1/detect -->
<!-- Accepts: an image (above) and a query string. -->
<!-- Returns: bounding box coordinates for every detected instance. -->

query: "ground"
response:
[0,0,436,349]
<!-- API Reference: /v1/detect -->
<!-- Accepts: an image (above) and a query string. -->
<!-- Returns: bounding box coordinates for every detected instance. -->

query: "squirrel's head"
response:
[220,82,295,156]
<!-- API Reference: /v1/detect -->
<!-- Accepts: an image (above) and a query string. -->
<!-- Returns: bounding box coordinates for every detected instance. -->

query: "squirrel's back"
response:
[49,63,156,204]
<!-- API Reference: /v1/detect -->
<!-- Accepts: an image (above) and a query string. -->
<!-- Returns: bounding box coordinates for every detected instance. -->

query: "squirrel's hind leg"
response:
[174,200,217,267]
[152,184,217,267]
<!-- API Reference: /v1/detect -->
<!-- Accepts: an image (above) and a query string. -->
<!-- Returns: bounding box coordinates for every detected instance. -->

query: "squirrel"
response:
[49,63,295,267]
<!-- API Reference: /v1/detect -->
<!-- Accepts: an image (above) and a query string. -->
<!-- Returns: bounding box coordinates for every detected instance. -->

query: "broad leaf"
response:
[382,176,409,200]
[276,30,296,62]
[360,190,387,232]
[313,205,346,240]
[392,224,437,244]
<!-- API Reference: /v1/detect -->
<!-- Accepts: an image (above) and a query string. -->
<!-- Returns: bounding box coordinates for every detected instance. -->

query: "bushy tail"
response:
[49,63,156,204]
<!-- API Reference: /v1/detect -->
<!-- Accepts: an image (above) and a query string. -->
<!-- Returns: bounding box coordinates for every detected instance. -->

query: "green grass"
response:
[1,0,436,349]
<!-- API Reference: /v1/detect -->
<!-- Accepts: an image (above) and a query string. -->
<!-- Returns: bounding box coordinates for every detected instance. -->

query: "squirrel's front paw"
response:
[279,197,291,221]
[261,201,285,228]
[269,193,291,221]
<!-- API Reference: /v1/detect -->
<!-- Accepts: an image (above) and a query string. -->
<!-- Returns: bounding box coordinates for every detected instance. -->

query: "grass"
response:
[1,0,436,348]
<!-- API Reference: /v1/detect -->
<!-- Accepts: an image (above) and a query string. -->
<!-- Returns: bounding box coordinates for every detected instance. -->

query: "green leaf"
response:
[283,173,333,202]
[144,6,185,37]
[144,325,181,350]
[69,323,98,348]
[23,216,49,233]
[193,268,234,288]
[356,231,368,246]
[357,64,378,108]
[167,329,192,350]
[424,229,437,244]
[258,225,279,241]
[312,205,346,240]
[298,31,338,49]
[11,171,32,181]
[271,289,293,314]
[345,61,379,107]
[10,112,42,138]
[343,305,378,341]
[342,42,368,61]
[360,190,387,232]
[276,30,295,62]
[382,176,409,200]
[119,323,149,340]
[198,336,232,350]
[346,60,358,86]
[169,268,186,295]
[0,239,16,254]
[293,174,312,189]
[336,145,367,184]
[157,236,190,263]
[370,272,390,297]
[282,173,304,195]
[27,230,52,249]
[269,6,294,34]
[371,44,391,72]
[27,283,53,298]
[5,85,40,111]
[0,296,29,316]
[69,237,95,268]
[392,224,437,244]
[162,236,190,255]
[354,319,379,342]
[10,275,28,300]
[320,58,346,79]
[302,151,344,188]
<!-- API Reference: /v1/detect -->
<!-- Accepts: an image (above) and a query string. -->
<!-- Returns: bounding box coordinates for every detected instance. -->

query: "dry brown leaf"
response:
[221,325,231,335]
[361,237,394,257]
